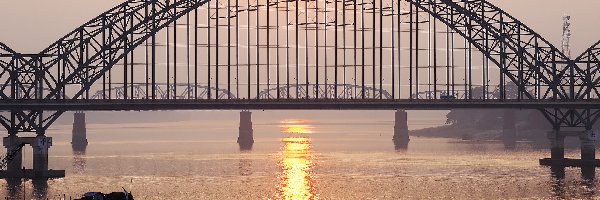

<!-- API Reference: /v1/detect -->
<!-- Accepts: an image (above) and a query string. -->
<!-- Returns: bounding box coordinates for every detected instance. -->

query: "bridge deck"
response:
[2,99,599,111]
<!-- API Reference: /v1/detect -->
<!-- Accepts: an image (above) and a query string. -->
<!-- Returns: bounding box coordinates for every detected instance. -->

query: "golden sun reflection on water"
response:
[280,119,314,134]
[276,120,317,199]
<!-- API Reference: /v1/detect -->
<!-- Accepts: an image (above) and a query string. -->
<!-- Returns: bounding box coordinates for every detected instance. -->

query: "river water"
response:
[0,112,598,199]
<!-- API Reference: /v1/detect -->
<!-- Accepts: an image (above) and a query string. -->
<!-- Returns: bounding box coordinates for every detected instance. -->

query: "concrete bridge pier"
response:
[393,110,410,149]
[71,112,88,151]
[32,135,51,178]
[540,129,600,167]
[0,135,65,179]
[549,130,565,159]
[580,130,596,161]
[3,135,22,176]
[502,110,517,148]
[238,110,254,150]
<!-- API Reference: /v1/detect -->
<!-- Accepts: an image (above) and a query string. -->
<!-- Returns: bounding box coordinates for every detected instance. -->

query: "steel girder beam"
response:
[0,111,64,134]
[2,99,600,111]
[539,109,600,129]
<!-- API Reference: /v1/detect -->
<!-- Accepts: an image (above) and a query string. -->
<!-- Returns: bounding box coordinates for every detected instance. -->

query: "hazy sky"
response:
[1,0,599,53]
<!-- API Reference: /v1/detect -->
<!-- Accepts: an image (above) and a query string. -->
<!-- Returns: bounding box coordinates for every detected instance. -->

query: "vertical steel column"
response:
[354,0,357,97]
[450,9,455,96]
[464,33,468,99]
[335,0,339,99]
[342,0,347,95]
[247,0,251,99]
[316,0,320,99]
[100,24,106,99]
[228,0,232,99]
[409,3,413,99]
[432,4,437,99]
[256,0,260,98]
[397,0,401,98]
[391,0,395,99]
[378,0,382,99]
[361,0,365,99]
[482,7,488,99]
[152,1,157,99]
[236,0,239,98]
[446,15,450,96]
[267,0,271,98]
[174,5,178,99]
[145,5,150,99]
[415,3,419,98]
[296,0,300,98]
[106,28,112,99]
[276,0,281,99]
[467,12,472,99]
[372,0,376,98]
[130,15,135,99]
[208,1,212,99]
[216,0,220,99]
[167,20,171,99]
[323,0,328,98]
[286,0,290,99]
[427,6,432,98]
[186,11,191,98]
[195,9,198,99]
[305,0,309,98]
[124,17,129,100]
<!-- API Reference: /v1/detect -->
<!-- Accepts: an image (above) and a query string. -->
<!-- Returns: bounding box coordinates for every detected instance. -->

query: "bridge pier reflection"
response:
[72,148,87,174]
[549,130,566,160]
[549,165,596,198]
[2,178,49,200]
[238,111,254,151]
[31,178,48,199]
[542,128,599,197]
[502,110,517,149]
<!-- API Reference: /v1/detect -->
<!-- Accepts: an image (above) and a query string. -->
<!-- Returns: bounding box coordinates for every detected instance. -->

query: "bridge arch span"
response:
[575,40,600,98]
[38,0,209,100]
[406,0,582,100]
[0,43,16,99]
[14,0,585,102]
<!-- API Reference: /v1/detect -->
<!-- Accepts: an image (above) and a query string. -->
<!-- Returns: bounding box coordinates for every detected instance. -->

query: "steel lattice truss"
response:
[256,84,393,99]
[1,0,600,133]
[89,83,236,99]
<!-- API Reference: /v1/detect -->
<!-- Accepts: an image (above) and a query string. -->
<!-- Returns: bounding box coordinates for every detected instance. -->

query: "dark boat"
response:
[75,188,134,200]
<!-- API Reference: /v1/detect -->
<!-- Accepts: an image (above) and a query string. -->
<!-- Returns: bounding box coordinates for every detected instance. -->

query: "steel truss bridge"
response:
[2,0,600,135]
